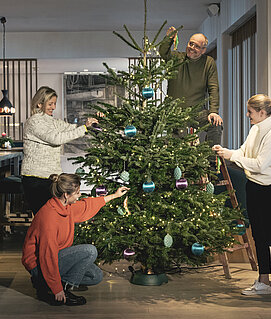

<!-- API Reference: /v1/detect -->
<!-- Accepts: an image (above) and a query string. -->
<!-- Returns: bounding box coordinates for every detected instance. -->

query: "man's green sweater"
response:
[159,37,219,116]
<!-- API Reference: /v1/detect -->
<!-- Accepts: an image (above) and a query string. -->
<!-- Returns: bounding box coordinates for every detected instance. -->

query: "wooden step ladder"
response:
[216,156,258,279]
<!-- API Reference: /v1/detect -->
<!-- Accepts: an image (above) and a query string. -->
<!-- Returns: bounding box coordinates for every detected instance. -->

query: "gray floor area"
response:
[0,231,270,319]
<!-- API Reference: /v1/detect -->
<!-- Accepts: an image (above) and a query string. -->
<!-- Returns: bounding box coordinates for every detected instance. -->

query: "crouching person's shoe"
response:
[64,289,87,306]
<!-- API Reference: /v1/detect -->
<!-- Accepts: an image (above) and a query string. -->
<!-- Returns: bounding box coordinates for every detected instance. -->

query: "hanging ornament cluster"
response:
[176,178,188,190]
[95,185,108,197]
[142,87,154,99]
[142,181,155,193]
[174,166,182,180]
[124,125,137,137]
[120,170,130,182]
[164,234,173,248]
[191,243,204,256]
[206,182,215,194]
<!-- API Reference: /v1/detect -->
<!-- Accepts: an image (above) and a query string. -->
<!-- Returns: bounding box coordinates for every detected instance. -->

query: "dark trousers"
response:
[246,180,271,274]
[22,176,52,215]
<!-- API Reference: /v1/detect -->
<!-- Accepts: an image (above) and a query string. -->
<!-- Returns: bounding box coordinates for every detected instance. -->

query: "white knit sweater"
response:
[230,116,271,185]
[21,113,87,178]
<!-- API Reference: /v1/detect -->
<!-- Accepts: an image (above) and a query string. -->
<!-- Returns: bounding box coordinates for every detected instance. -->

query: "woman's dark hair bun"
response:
[49,174,59,183]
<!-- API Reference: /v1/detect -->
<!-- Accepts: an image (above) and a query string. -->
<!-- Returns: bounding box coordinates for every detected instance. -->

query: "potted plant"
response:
[0,132,14,149]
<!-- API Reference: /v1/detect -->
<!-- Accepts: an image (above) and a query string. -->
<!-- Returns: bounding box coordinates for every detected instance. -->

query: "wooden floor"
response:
[0,230,271,319]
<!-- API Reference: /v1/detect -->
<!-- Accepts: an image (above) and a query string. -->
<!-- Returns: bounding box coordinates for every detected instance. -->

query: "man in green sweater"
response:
[159,27,223,146]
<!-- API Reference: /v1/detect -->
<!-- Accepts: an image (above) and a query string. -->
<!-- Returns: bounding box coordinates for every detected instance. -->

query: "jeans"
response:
[30,244,103,292]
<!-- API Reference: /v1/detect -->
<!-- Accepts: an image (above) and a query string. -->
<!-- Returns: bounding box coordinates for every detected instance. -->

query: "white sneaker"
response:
[242,280,271,295]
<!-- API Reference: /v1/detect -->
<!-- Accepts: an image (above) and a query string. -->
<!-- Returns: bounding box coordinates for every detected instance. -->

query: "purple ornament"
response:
[92,122,102,133]
[96,185,108,196]
[123,248,135,259]
[176,178,188,189]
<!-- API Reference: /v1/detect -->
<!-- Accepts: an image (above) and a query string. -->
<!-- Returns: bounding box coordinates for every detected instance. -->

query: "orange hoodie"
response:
[22,196,105,295]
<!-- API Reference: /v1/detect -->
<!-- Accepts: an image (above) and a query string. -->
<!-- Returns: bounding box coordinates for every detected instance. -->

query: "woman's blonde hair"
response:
[49,173,81,198]
[247,94,271,116]
[31,86,57,115]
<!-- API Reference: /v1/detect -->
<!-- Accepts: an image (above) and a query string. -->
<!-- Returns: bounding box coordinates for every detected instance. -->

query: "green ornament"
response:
[75,167,85,176]
[120,170,129,182]
[206,182,215,194]
[164,234,173,248]
[174,166,182,180]
[117,207,125,215]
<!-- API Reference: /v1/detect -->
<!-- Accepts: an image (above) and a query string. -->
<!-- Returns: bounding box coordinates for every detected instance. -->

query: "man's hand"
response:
[166,26,177,41]
[208,113,223,126]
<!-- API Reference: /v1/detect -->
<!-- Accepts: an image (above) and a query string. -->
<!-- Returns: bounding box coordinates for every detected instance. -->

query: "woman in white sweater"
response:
[22,86,98,214]
[213,94,271,295]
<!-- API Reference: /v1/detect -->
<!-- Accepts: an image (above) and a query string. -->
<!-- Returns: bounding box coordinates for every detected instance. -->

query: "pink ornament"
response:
[95,185,108,196]
[176,178,188,189]
[123,248,135,259]
[2,132,6,137]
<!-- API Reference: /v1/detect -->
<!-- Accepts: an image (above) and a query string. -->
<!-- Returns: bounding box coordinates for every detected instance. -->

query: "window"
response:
[228,15,256,149]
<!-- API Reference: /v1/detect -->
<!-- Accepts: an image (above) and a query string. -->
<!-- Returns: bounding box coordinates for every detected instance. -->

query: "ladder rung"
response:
[216,180,229,186]
[226,242,248,252]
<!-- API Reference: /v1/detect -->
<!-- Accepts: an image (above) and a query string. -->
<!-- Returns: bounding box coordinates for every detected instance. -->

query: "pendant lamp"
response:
[0,17,14,116]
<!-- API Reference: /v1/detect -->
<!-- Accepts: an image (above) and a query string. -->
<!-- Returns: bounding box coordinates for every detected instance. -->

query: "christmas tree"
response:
[72,0,242,275]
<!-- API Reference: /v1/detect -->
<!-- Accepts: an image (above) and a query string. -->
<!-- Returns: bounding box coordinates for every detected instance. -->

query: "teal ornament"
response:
[236,224,246,235]
[174,166,182,180]
[124,125,137,137]
[206,182,215,194]
[142,181,155,193]
[231,220,246,235]
[191,243,204,256]
[164,234,173,248]
[75,167,85,176]
[117,207,125,215]
[120,170,129,182]
[142,87,154,99]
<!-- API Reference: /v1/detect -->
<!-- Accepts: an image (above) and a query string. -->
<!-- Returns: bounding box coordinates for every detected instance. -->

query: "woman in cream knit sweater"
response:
[213,94,271,296]
[22,86,98,214]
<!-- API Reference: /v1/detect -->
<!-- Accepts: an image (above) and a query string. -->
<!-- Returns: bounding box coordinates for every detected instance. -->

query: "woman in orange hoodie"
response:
[22,173,129,306]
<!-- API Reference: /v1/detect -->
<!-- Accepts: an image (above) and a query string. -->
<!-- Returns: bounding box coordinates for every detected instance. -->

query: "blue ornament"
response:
[206,182,215,194]
[120,170,130,182]
[142,181,155,193]
[164,234,173,248]
[174,166,182,180]
[142,87,154,99]
[191,243,204,256]
[124,125,137,137]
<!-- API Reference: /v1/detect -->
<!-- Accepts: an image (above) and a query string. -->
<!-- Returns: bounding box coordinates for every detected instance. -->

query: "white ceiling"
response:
[1,0,220,32]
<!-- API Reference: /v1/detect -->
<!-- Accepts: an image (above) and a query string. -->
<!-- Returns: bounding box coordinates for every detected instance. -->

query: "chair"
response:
[0,175,33,238]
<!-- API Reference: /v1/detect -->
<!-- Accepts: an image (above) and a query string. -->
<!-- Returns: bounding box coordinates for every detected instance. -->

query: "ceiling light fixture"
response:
[0,17,15,116]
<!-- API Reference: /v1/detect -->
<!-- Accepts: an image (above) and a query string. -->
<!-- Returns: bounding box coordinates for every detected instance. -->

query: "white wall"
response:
[3,29,195,121]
